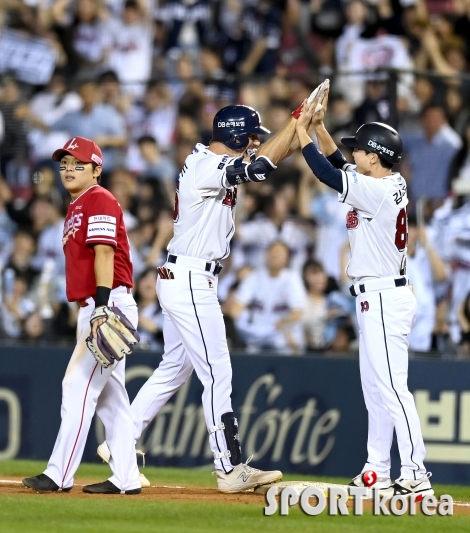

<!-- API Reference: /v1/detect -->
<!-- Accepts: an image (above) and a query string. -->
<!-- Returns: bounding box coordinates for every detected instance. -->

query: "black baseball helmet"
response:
[212,105,270,151]
[341,122,403,164]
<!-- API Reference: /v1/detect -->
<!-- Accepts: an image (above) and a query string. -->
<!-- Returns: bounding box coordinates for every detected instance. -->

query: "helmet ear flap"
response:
[226,132,249,151]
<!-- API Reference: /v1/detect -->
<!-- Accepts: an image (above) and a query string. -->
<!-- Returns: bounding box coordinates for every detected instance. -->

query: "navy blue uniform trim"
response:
[379,292,419,478]
[189,271,228,473]
[301,142,343,193]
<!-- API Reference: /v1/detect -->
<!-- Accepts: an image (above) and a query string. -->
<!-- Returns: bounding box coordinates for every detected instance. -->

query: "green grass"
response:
[0,460,469,533]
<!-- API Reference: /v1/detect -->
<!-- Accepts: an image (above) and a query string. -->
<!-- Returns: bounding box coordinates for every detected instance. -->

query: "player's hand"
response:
[311,87,329,127]
[295,99,311,133]
[91,316,107,338]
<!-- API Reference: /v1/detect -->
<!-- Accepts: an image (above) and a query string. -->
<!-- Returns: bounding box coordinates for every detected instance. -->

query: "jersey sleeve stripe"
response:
[340,170,349,203]
[85,237,117,245]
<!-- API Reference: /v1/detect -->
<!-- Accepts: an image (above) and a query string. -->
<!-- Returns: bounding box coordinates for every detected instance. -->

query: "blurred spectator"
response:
[236,191,311,272]
[406,215,448,352]
[98,69,135,116]
[127,81,177,150]
[0,273,36,339]
[298,158,349,280]
[0,75,31,205]
[52,0,111,76]
[23,310,46,342]
[25,71,83,163]
[51,79,127,172]
[335,0,368,71]
[108,168,138,230]
[215,0,284,75]
[0,176,16,269]
[3,229,38,288]
[302,259,352,352]
[134,267,162,351]
[31,196,66,277]
[106,0,154,97]
[352,79,391,129]
[229,241,307,354]
[128,221,155,278]
[127,135,177,204]
[402,104,462,203]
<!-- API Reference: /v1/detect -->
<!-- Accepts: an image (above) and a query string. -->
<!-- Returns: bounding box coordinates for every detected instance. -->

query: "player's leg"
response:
[159,270,234,472]
[94,297,141,491]
[42,306,119,489]
[130,309,194,441]
[158,267,282,491]
[359,288,427,479]
[357,331,394,480]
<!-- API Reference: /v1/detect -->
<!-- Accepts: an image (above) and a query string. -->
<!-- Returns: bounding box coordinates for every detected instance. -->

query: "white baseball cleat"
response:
[139,472,151,488]
[97,441,150,488]
[379,472,434,499]
[349,473,392,490]
[214,456,283,493]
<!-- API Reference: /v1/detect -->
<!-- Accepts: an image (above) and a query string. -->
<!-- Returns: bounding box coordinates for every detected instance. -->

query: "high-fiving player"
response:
[295,87,433,499]
[97,97,313,492]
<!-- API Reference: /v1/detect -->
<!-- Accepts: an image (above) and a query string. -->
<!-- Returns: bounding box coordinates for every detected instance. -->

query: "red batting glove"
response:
[291,102,304,119]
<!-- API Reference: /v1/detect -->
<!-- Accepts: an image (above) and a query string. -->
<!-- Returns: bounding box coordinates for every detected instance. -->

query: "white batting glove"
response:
[306,79,330,113]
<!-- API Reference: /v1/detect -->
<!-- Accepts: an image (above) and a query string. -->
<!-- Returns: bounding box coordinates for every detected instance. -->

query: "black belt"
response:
[349,277,407,297]
[168,254,223,275]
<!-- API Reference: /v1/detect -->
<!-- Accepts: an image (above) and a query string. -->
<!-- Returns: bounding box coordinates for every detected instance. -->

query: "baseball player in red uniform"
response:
[23,137,141,495]
[296,87,433,499]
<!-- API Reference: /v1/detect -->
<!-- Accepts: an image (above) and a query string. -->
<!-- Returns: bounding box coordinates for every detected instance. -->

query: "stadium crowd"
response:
[1,0,470,358]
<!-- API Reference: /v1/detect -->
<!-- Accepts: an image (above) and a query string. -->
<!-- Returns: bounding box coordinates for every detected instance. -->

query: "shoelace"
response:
[211,455,261,476]
[136,449,145,468]
[239,455,261,474]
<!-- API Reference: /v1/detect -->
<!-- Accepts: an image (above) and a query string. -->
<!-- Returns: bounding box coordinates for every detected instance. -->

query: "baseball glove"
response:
[86,306,140,368]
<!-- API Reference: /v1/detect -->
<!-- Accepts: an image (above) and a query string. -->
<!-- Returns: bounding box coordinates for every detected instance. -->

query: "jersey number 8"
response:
[395,208,407,252]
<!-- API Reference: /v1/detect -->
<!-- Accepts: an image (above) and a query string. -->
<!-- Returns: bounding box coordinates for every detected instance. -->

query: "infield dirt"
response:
[1,476,469,515]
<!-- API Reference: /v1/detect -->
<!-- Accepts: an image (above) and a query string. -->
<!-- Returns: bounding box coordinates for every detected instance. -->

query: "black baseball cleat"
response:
[83,480,141,495]
[22,474,72,492]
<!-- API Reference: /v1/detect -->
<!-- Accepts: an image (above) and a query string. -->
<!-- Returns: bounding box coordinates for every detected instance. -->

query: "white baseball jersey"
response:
[168,143,238,261]
[235,268,307,350]
[338,164,408,282]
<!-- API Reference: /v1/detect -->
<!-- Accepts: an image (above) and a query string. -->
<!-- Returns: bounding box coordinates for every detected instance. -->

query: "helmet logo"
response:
[218,121,245,128]
[367,139,394,157]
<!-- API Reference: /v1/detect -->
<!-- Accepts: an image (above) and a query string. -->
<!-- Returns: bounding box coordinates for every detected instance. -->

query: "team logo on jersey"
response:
[346,209,359,229]
[62,213,83,245]
[207,279,213,288]
[361,301,369,313]
[222,188,237,208]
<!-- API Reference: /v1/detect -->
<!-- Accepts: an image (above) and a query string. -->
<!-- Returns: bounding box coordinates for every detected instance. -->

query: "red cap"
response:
[52,136,103,166]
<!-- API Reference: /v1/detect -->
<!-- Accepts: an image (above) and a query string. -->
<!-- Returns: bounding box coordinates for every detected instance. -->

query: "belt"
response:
[76,286,132,308]
[168,254,223,275]
[349,276,407,297]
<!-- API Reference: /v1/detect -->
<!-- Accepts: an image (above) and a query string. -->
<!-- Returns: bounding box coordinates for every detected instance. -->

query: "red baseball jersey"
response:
[62,185,133,302]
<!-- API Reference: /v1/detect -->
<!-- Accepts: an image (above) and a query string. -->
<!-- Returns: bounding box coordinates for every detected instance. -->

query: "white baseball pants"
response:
[130,256,234,472]
[44,287,140,491]
[356,285,427,480]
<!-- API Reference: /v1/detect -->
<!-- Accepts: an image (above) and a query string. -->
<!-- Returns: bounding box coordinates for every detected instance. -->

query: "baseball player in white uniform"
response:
[98,100,312,492]
[295,86,433,499]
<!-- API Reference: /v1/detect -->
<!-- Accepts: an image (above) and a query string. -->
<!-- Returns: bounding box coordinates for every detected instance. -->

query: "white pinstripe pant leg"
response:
[356,287,427,480]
